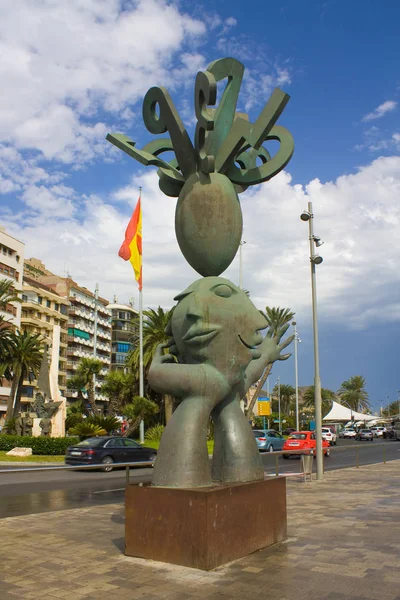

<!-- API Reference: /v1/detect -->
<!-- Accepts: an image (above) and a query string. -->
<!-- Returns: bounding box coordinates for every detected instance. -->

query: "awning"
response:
[323,400,377,422]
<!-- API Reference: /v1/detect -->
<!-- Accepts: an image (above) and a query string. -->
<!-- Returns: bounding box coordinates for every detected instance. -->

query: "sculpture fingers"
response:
[279,334,294,350]
[279,352,292,361]
[277,323,290,339]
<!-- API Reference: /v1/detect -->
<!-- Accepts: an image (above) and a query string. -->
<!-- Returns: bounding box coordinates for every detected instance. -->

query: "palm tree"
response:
[0,278,21,310]
[247,306,295,416]
[302,385,336,417]
[337,376,370,413]
[100,371,135,416]
[273,383,295,414]
[123,396,159,438]
[67,357,104,414]
[5,330,43,420]
[128,307,175,422]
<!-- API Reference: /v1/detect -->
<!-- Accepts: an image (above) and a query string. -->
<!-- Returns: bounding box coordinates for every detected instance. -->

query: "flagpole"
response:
[139,186,144,443]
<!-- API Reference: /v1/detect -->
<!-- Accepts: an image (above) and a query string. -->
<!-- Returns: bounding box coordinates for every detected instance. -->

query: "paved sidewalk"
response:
[1,462,399,600]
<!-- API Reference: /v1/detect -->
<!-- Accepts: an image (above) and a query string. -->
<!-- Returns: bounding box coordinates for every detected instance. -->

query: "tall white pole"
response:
[277,376,281,433]
[239,240,246,289]
[307,201,323,481]
[293,321,300,431]
[93,282,99,413]
[139,187,144,444]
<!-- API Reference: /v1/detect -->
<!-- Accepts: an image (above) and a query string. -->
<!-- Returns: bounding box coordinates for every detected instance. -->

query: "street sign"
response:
[273,419,280,423]
[258,401,271,416]
[310,420,316,431]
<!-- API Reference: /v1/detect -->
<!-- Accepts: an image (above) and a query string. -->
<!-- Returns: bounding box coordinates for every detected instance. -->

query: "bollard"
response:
[383,446,386,464]
[356,446,359,468]
[126,466,130,485]
[275,454,279,476]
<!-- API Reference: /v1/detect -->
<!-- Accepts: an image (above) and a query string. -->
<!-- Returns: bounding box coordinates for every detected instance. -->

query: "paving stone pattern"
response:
[1,463,399,600]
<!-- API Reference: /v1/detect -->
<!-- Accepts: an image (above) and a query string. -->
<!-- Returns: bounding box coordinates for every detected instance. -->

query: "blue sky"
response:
[0,0,399,409]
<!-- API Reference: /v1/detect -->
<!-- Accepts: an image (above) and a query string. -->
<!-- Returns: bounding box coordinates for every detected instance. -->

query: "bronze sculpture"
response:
[108,57,294,488]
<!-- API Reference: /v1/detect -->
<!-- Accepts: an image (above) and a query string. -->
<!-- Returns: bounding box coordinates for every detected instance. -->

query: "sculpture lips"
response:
[183,328,219,344]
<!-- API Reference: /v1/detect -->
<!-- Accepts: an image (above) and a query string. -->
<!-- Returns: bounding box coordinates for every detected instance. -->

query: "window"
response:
[117,342,131,353]
[118,311,127,320]
[46,316,51,322]
[46,300,51,308]
[22,294,28,302]
[37,296,43,305]
[123,439,140,448]
[105,438,124,448]
[54,303,59,311]
[289,433,307,440]
[60,305,68,315]
[21,386,34,398]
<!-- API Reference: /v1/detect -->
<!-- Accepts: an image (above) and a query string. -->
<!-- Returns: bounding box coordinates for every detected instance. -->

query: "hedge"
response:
[0,435,79,455]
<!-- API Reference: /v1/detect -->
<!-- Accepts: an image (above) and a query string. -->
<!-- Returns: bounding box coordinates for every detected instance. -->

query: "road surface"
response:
[0,439,399,518]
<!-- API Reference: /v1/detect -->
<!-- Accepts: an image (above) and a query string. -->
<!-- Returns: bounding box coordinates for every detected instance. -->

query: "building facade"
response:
[20,277,69,405]
[28,265,112,411]
[107,302,138,371]
[0,227,25,420]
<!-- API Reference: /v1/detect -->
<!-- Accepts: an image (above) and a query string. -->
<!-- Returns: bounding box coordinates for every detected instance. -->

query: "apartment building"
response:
[0,227,25,419]
[26,262,112,411]
[20,277,69,404]
[107,301,138,371]
[0,227,25,328]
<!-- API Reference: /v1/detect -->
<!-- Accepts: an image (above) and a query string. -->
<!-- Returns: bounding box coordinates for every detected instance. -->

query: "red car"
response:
[282,431,330,459]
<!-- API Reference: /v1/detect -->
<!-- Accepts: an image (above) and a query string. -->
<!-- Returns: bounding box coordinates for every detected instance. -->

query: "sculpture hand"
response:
[245,324,294,388]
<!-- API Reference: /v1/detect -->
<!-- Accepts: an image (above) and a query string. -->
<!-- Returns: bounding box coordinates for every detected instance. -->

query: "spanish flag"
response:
[119,197,142,290]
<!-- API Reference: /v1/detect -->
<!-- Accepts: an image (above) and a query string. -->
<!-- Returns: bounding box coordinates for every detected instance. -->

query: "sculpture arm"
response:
[148,344,228,399]
[244,325,294,390]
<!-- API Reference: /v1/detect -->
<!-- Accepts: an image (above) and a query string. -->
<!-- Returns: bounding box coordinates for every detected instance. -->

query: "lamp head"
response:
[313,235,324,247]
[311,255,323,265]
[300,210,311,222]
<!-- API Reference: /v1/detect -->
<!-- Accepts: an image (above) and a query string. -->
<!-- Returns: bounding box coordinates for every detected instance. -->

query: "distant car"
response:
[355,429,373,442]
[342,429,356,439]
[282,428,296,436]
[321,427,337,446]
[370,426,386,438]
[282,431,330,459]
[65,436,157,471]
[252,429,285,452]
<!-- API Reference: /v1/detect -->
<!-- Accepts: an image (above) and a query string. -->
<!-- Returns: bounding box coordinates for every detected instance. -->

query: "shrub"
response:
[69,422,107,440]
[87,415,120,433]
[145,424,164,442]
[0,435,79,455]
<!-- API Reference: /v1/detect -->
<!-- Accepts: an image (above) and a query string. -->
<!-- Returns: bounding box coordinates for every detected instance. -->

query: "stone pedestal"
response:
[125,477,287,571]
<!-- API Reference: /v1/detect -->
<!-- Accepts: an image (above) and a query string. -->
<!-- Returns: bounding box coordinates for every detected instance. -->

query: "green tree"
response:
[0,278,21,380]
[302,385,336,417]
[67,357,104,414]
[128,307,175,422]
[246,306,295,416]
[69,422,107,440]
[123,396,159,438]
[5,330,43,420]
[0,278,21,310]
[100,371,137,416]
[337,376,370,413]
[273,383,295,414]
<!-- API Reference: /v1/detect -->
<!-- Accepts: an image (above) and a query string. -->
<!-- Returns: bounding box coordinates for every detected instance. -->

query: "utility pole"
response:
[292,321,300,431]
[277,376,281,433]
[93,283,99,413]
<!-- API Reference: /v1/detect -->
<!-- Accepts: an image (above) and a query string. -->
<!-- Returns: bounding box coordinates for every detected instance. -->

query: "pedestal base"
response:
[125,477,287,571]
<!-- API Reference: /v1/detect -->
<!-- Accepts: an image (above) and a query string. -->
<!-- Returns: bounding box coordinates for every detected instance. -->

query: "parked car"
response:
[321,427,337,446]
[355,429,373,442]
[370,426,386,438]
[65,436,157,471]
[342,429,357,439]
[282,431,330,459]
[252,429,285,452]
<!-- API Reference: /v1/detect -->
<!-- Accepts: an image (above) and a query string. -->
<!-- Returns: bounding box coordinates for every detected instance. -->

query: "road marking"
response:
[93,488,125,494]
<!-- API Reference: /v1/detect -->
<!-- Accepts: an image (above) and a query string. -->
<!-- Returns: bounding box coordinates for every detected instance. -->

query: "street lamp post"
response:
[301,201,324,481]
[277,376,281,433]
[292,321,301,431]
[239,240,246,289]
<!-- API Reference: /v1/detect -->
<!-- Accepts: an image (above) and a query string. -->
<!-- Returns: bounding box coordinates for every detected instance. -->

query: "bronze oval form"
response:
[175,172,243,277]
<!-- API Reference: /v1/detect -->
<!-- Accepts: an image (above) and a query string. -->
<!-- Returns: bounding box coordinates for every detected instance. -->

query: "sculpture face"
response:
[171,277,267,380]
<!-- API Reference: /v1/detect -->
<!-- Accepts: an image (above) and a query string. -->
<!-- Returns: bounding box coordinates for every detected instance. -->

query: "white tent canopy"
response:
[323,401,377,423]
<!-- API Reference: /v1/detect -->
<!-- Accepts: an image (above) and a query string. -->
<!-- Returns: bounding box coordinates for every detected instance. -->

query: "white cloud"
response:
[2,156,400,331]
[0,0,206,163]
[362,100,397,122]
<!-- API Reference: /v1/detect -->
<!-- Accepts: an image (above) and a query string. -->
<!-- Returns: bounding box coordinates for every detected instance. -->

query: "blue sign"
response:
[259,397,270,401]
[310,420,316,431]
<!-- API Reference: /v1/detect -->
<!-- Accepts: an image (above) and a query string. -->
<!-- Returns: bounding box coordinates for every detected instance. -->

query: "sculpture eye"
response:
[212,284,233,298]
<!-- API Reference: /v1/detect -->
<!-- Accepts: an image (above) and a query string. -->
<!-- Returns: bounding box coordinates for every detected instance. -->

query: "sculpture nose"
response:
[186,294,203,319]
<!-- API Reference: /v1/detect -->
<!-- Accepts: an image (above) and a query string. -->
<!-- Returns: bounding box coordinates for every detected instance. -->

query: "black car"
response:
[65,436,157,471]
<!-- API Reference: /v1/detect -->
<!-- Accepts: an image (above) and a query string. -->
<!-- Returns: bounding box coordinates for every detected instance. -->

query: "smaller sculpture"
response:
[39,418,52,437]
[21,413,34,437]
